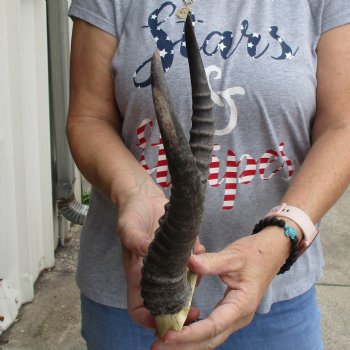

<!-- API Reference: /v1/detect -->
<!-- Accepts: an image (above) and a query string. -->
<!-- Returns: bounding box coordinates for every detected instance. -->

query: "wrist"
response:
[111,173,164,208]
[252,217,300,274]
[256,226,291,265]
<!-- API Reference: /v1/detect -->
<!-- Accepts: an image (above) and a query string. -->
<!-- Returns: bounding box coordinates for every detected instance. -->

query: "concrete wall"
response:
[0,0,55,333]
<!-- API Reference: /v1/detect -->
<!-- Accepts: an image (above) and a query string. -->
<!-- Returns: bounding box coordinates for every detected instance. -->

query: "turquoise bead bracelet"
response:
[284,224,298,240]
[252,217,300,275]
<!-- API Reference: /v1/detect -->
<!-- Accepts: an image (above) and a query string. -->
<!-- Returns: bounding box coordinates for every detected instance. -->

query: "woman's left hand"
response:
[152,227,291,349]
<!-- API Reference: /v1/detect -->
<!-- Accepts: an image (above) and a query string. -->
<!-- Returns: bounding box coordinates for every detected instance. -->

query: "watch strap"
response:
[265,203,319,254]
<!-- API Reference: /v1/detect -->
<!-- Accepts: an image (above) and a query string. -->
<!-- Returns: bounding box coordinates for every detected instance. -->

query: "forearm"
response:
[281,123,350,224]
[67,19,162,208]
[258,26,350,255]
[282,24,350,224]
[252,122,350,274]
[67,116,160,207]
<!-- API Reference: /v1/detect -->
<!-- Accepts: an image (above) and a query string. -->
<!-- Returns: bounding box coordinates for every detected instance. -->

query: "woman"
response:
[67,0,350,349]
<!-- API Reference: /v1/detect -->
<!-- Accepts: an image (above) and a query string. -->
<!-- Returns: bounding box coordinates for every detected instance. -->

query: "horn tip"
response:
[185,13,193,33]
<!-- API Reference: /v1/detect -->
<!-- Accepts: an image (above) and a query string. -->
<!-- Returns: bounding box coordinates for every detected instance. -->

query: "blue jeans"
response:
[81,287,323,350]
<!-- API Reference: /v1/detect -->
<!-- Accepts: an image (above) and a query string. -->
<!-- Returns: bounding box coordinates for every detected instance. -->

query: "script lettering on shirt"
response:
[136,119,295,210]
[133,2,299,88]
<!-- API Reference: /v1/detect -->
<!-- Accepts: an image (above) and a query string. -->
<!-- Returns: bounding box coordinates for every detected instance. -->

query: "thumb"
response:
[118,221,152,256]
[188,250,245,276]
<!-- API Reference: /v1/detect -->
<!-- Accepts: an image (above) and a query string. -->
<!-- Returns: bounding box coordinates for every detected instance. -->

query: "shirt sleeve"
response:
[321,0,350,33]
[68,0,127,38]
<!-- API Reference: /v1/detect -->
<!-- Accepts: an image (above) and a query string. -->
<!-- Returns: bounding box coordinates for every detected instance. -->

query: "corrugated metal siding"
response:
[0,0,55,333]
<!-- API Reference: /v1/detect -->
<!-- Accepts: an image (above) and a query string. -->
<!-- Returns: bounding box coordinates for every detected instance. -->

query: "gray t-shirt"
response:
[68,0,350,315]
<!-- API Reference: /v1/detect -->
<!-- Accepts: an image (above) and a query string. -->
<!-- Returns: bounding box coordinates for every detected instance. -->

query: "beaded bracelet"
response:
[252,217,299,275]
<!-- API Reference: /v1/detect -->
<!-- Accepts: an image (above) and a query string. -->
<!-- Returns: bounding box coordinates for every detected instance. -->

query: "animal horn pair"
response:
[141,15,215,335]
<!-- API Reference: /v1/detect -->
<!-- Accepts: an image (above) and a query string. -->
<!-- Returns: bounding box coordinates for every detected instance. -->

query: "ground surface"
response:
[0,226,86,350]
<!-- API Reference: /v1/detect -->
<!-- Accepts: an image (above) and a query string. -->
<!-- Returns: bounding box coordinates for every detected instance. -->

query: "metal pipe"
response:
[46,0,88,227]
[57,195,88,226]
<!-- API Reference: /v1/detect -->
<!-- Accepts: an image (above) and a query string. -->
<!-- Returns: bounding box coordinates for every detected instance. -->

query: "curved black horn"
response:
[141,15,214,321]
[186,16,215,182]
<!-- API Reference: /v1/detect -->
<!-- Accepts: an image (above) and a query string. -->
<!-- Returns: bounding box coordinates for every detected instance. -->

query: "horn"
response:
[141,15,214,336]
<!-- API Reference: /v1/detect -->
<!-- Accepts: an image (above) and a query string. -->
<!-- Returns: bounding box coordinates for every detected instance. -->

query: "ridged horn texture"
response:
[141,16,214,317]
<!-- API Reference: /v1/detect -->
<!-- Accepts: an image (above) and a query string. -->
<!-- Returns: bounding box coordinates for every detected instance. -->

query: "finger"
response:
[152,326,234,350]
[152,339,210,350]
[184,306,200,325]
[122,248,143,307]
[195,274,202,287]
[190,238,204,287]
[122,248,157,329]
[188,250,245,276]
[131,307,157,330]
[152,291,252,350]
[162,289,251,345]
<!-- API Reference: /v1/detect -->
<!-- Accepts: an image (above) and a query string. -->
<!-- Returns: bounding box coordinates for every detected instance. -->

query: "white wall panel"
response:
[0,0,55,334]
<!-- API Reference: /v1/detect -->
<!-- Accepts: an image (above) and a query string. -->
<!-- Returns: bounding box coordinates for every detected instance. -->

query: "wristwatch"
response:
[265,203,319,256]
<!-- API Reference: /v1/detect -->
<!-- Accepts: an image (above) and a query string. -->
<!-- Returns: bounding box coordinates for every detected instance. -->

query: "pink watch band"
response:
[265,203,319,255]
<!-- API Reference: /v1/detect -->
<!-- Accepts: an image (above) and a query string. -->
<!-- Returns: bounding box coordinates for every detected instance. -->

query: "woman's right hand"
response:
[118,183,204,330]
[117,184,168,330]
[117,184,168,256]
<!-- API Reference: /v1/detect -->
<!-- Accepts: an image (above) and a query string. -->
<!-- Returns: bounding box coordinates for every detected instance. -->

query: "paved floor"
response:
[315,187,350,349]
[0,226,85,350]
[0,189,349,350]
